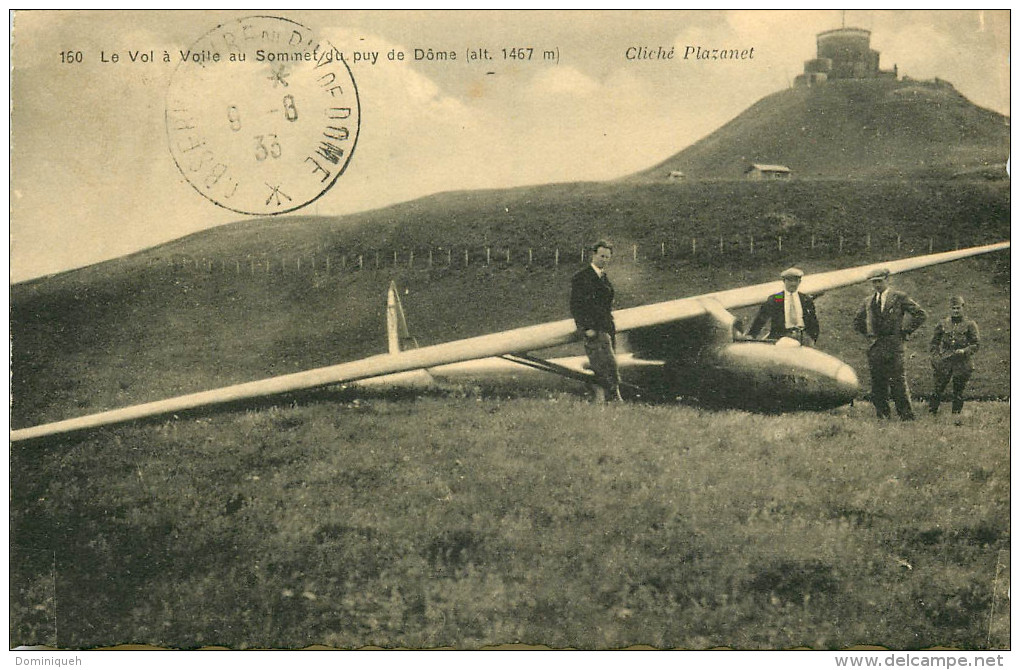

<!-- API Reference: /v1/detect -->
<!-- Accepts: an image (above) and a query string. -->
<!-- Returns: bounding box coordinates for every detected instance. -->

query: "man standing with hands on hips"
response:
[570,239,622,403]
[853,268,927,420]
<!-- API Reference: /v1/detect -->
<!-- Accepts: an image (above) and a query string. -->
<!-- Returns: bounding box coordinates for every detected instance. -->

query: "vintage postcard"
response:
[9,9,1011,662]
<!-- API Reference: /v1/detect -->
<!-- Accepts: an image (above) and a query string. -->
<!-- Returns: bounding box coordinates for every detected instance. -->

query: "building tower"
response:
[795,27,897,87]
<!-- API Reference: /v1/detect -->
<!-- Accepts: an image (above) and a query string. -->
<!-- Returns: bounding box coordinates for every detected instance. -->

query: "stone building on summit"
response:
[794,27,898,87]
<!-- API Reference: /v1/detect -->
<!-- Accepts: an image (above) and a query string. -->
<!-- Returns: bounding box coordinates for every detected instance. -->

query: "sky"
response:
[9,10,1011,282]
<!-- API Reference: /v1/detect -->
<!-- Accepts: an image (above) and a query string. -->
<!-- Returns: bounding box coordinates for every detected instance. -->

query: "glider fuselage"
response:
[358,339,859,411]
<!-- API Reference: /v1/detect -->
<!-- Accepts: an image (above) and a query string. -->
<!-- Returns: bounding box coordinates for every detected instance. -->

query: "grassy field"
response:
[10,392,1009,650]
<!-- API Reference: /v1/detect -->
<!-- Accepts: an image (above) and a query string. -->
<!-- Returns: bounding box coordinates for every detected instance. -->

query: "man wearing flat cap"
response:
[928,295,980,417]
[746,267,820,346]
[853,268,927,420]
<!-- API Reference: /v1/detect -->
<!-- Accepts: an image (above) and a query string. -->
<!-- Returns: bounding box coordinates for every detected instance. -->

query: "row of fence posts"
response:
[151,234,954,275]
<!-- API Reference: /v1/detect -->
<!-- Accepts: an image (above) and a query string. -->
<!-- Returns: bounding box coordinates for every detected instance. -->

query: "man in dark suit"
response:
[570,239,622,402]
[853,268,927,420]
[746,267,820,346]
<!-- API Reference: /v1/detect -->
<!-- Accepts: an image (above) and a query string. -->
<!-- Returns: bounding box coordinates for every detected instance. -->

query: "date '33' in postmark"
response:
[166,16,361,216]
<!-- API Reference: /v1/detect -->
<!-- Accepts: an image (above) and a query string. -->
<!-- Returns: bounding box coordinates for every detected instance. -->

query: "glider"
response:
[10,241,1009,442]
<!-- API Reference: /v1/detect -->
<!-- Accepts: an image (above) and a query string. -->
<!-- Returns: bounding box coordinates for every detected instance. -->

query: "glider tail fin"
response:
[386,281,419,354]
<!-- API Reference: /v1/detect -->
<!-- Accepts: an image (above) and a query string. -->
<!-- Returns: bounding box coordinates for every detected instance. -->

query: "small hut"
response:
[745,163,792,180]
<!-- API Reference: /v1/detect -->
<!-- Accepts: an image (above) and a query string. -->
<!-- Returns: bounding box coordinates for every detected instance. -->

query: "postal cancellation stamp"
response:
[165,15,361,216]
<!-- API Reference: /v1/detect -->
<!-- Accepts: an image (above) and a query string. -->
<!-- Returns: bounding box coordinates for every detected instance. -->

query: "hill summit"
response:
[631,77,1009,182]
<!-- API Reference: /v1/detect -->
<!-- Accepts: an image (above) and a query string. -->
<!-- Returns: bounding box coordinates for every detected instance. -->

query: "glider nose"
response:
[835,363,860,398]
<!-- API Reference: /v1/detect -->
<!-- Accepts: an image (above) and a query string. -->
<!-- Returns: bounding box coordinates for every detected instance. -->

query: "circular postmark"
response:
[166,16,360,215]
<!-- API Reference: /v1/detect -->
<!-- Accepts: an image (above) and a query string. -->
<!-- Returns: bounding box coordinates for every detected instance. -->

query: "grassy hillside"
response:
[17,179,1009,281]
[632,79,1009,180]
